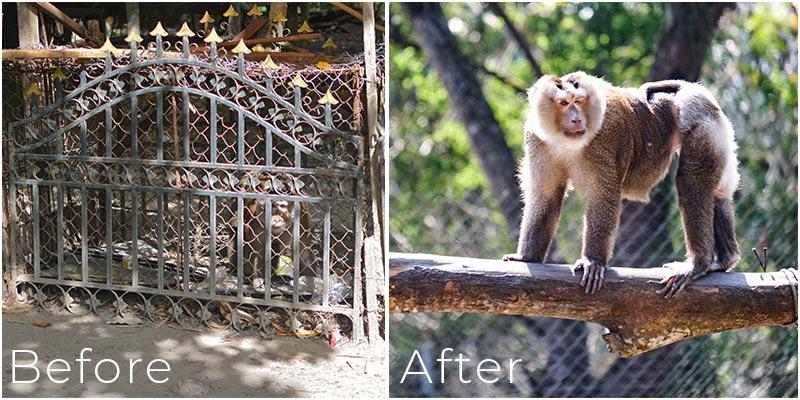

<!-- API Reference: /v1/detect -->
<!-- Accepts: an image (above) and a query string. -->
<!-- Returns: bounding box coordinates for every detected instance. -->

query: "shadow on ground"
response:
[2,309,385,397]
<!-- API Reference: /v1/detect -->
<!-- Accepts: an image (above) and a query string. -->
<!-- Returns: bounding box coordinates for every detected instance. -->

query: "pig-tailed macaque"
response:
[503,72,739,297]
[240,197,318,292]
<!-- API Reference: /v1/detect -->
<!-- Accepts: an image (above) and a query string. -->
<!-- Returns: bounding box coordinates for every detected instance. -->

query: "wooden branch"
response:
[389,253,798,358]
[485,3,543,78]
[33,2,90,42]
[1,48,316,62]
[219,33,322,48]
[331,2,385,32]
[230,17,268,44]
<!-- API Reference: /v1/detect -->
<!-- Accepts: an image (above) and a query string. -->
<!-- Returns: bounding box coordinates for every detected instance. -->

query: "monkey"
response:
[236,175,319,294]
[502,71,740,297]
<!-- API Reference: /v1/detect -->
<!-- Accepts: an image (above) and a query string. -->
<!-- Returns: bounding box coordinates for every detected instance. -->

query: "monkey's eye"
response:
[559,100,569,106]
[574,99,581,105]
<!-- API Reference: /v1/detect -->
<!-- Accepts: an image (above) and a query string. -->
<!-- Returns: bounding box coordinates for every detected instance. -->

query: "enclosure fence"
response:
[390,180,798,397]
[2,32,384,341]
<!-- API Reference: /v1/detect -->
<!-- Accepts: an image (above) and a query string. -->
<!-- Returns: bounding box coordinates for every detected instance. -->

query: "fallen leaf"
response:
[32,319,51,328]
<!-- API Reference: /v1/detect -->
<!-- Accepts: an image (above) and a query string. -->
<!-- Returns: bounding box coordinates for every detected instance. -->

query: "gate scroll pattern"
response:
[4,29,372,339]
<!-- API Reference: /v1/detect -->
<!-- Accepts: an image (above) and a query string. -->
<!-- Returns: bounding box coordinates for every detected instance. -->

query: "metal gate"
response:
[4,31,373,339]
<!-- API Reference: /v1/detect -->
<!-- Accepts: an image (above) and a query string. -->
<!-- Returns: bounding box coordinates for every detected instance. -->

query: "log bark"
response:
[0,48,316,62]
[389,252,798,358]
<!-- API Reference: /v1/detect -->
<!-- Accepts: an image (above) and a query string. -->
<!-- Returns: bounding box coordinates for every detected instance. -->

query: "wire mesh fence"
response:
[389,178,798,397]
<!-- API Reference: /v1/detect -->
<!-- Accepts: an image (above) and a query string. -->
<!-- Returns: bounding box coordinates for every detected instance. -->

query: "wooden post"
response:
[362,2,383,345]
[126,3,140,37]
[17,3,40,48]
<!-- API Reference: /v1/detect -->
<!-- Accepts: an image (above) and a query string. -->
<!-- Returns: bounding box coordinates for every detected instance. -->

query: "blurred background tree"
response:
[389,2,797,397]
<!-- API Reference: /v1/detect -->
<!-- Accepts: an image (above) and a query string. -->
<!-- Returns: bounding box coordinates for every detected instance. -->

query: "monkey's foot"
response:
[571,258,605,294]
[502,253,529,262]
[658,261,705,298]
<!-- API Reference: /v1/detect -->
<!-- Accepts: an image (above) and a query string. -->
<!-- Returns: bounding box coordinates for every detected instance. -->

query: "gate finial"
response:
[323,37,337,49]
[246,4,263,17]
[223,4,239,18]
[231,39,252,54]
[199,11,215,24]
[319,90,339,105]
[99,37,118,52]
[176,22,196,38]
[125,30,143,44]
[204,27,223,44]
[291,73,308,88]
[298,21,314,34]
[149,22,168,37]
[262,55,279,72]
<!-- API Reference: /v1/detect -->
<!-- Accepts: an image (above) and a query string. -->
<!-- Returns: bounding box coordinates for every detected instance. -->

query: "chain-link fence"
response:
[390,181,798,396]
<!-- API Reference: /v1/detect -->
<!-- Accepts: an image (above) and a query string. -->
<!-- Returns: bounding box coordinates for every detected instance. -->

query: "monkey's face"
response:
[553,89,588,138]
[526,72,607,151]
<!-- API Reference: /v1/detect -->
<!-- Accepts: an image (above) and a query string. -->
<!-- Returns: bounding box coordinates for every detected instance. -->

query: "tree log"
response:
[389,252,798,358]
[1,48,316,62]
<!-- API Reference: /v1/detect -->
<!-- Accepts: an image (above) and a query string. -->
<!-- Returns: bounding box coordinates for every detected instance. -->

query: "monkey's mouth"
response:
[564,130,585,138]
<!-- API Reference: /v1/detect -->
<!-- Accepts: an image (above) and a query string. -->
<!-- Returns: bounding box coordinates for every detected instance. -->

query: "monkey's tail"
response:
[641,80,687,101]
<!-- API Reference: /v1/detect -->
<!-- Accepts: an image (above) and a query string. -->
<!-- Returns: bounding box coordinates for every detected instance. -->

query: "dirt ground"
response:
[2,309,386,397]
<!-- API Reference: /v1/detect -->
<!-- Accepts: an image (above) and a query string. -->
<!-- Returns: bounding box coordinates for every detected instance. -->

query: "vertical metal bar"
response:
[294,86,302,110]
[129,39,138,66]
[32,184,40,279]
[79,119,87,156]
[156,191,164,290]
[182,90,190,162]
[264,127,272,166]
[131,190,139,287]
[156,91,164,161]
[209,195,216,295]
[131,96,138,159]
[322,203,331,307]
[292,200,300,306]
[183,192,190,291]
[155,35,163,59]
[324,102,332,128]
[80,187,88,283]
[105,188,112,285]
[182,36,189,59]
[56,183,63,281]
[264,199,272,300]
[105,107,112,157]
[104,53,111,74]
[237,110,244,167]
[236,196,244,300]
[210,99,217,163]
[209,42,218,66]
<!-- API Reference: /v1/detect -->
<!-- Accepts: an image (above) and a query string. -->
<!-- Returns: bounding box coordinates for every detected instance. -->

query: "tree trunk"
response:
[402,3,522,235]
[389,253,799,358]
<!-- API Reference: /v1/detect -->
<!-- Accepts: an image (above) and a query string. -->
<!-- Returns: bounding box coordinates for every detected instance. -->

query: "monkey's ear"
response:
[529,75,560,102]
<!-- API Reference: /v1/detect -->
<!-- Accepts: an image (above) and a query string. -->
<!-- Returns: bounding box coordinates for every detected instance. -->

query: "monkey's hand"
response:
[658,261,706,298]
[571,258,605,294]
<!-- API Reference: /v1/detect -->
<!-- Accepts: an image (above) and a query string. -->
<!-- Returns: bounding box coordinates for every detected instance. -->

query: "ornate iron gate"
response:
[4,31,375,339]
